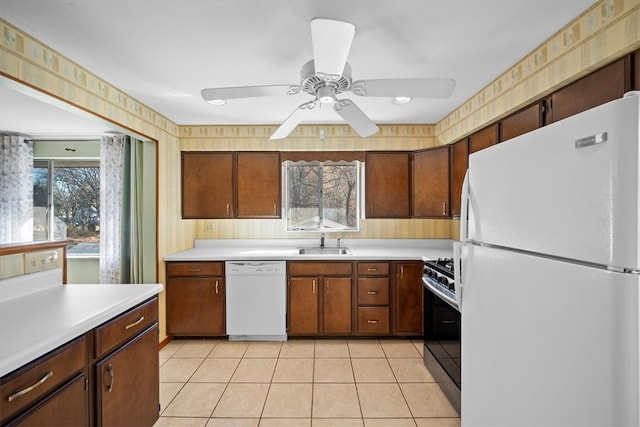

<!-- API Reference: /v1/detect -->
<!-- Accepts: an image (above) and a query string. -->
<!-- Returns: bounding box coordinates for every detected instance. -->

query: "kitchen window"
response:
[34,160,100,254]
[284,160,360,232]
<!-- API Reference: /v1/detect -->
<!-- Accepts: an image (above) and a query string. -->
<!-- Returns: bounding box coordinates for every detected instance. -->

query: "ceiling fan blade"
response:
[310,18,355,77]
[351,78,456,98]
[270,100,317,140]
[334,99,379,138]
[201,85,298,102]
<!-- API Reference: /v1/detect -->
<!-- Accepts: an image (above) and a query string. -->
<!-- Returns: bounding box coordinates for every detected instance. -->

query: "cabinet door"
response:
[365,152,411,218]
[500,103,542,142]
[8,375,87,427]
[288,277,319,335]
[394,262,423,335]
[322,277,352,334]
[450,139,468,218]
[236,152,281,218]
[181,152,233,218]
[413,146,451,217]
[95,325,159,427]
[550,58,626,123]
[468,124,497,154]
[166,277,225,336]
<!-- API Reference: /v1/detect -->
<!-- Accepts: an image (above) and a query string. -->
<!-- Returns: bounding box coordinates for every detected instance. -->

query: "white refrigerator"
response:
[458,92,640,426]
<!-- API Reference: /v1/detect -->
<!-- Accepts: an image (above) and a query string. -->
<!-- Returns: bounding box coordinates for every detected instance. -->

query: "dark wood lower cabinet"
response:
[288,261,421,338]
[288,277,320,335]
[8,374,87,427]
[95,325,159,427]
[322,277,352,334]
[0,297,160,427]
[394,262,424,335]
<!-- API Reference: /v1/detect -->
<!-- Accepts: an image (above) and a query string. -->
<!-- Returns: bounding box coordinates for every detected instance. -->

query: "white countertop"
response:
[165,238,453,261]
[0,282,163,377]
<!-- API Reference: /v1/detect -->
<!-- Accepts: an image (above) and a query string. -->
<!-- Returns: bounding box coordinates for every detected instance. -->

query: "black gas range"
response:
[422,256,461,414]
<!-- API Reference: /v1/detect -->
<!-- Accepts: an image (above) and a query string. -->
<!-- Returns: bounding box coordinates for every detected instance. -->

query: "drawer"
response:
[357,278,389,305]
[167,262,223,277]
[357,307,390,335]
[288,262,353,276]
[94,298,158,358]
[0,336,86,423]
[357,262,389,276]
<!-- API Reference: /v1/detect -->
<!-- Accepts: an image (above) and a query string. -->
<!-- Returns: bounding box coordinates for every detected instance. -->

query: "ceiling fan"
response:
[201,18,456,139]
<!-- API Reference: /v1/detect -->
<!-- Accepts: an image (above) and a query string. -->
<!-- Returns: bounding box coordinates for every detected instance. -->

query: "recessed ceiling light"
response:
[392,96,412,104]
[207,99,226,106]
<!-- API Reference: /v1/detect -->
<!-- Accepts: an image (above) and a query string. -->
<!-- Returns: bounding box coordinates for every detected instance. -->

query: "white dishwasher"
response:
[225,261,287,341]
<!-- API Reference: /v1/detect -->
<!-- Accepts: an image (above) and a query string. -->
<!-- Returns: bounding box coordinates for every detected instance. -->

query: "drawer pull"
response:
[367,291,378,295]
[8,371,53,402]
[106,364,114,392]
[124,316,145,330]
[367,268,378,272]
[188,268,201,272]
[367,320,380,324]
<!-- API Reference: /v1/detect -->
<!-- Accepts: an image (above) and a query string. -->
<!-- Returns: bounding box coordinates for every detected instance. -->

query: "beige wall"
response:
[1,0,638,341]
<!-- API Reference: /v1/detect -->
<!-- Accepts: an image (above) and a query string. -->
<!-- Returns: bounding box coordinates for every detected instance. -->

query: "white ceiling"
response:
[0,0,597,138]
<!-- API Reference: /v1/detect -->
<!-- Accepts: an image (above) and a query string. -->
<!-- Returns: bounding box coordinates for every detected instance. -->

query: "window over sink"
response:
[284,160,360,232]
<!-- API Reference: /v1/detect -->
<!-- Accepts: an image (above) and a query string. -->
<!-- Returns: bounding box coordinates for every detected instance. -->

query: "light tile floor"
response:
[155,339,460,427]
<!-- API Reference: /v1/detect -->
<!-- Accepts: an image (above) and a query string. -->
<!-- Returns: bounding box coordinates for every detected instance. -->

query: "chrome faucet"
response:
[337,237,341,248]
[320,233,325,248]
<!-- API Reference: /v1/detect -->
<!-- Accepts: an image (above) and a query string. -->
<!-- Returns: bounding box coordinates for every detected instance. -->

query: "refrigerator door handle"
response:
[453,241,463,308]
[460,170,470,242]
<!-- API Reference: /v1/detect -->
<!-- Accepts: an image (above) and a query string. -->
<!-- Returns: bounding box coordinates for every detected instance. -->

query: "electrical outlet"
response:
[203,222,214,233]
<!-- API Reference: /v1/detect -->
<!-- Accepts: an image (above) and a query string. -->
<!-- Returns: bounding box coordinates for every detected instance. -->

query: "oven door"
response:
[423,280,461,413]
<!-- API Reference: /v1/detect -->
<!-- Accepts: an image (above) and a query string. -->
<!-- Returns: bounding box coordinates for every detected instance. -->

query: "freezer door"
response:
[464,93,640,270]
[461,244,639,426]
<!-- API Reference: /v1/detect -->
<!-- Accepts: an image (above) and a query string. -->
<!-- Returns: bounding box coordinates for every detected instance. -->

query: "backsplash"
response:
[195,218,453,240]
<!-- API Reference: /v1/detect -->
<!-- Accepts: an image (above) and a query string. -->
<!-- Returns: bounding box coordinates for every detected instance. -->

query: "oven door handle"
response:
[422,277,460,311]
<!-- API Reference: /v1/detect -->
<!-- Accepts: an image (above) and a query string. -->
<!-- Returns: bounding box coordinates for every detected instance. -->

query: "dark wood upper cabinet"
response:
[365,152,411,218]
[236,152,281,218]
[500,102,543,142]
[468,124,498,154]
[182,152,233,219]
[181,151,281,219]
[413,146,451,218]
[550,57,627,123]
[632,50,640,90]
[450,139,468,218]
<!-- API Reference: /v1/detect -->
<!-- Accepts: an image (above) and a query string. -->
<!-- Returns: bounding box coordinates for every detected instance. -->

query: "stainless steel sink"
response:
[298,247,351,255]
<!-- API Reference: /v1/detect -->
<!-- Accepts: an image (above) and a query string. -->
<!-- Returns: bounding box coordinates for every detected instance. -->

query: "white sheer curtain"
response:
[99,135,125,283]
[0,135,33,244]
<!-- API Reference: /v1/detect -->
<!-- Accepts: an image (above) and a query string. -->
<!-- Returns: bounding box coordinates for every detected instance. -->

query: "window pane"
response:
[53,165,100,248]
[33,161,50,241]
[286,161,359,232]
[323,165,357,228]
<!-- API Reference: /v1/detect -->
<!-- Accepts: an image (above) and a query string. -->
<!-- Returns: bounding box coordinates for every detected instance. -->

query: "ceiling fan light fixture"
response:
[317,86,336,104]
[207,99,226,106]
[392,96,412,105]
